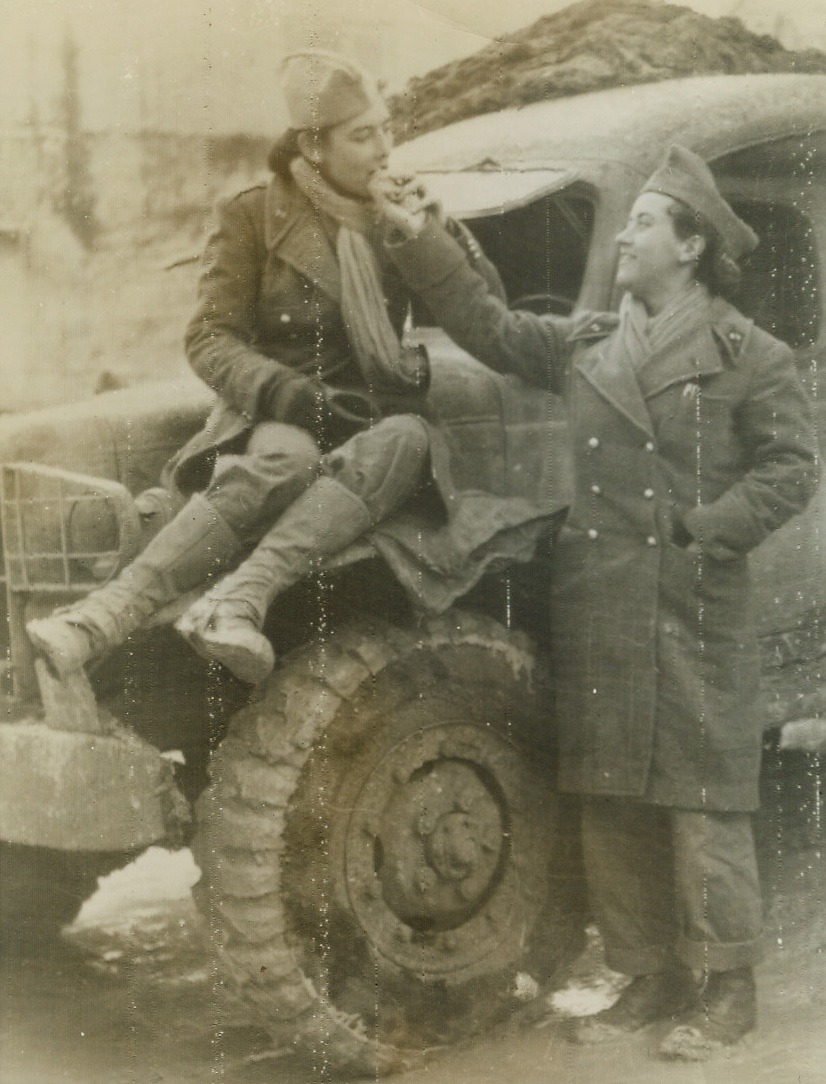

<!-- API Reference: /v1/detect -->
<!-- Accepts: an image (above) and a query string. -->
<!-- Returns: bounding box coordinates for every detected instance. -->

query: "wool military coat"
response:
[390,220,819,811]
[165,173,416,494]
[163,173,569,610]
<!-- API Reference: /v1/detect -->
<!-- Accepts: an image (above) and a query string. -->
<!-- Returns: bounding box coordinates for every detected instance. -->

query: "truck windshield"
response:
[467,189,594,314]
[410,187,594,326]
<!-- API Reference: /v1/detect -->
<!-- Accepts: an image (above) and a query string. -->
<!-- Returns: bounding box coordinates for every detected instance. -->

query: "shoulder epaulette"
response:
[710,299,753,361]
[231,182,267,200]
[220,182,266,210]
[211,183,267,225]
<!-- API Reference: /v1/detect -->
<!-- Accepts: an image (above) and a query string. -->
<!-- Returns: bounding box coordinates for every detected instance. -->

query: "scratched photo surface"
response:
[0,1,824,1082]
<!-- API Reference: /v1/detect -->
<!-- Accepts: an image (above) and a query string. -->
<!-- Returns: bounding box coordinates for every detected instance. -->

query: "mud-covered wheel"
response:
[193,612,585,1076]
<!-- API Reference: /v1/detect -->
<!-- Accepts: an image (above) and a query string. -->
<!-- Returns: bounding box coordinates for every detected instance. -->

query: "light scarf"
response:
[613,283,711,374]
[290,156,424,392]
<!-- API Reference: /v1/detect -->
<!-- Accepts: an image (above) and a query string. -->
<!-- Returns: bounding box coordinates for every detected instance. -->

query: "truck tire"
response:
[0,843,122,951]
[193,612,586,1076]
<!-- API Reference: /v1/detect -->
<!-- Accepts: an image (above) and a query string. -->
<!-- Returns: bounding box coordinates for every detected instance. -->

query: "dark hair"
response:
[666,198,743,299]
[267,127,331,180]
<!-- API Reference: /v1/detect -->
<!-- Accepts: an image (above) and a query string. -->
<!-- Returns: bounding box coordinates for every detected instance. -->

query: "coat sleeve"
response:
[682,335,820,556]
[444,218,507,303]
[386,216,572,394]
[184,192,315,424]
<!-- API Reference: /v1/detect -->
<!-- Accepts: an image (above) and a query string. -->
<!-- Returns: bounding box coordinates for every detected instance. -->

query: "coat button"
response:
[646,535,658,546]
[587,436,600,449]
[590,483,602,495]
[643,488,654,499]
[280,313,291,324]
[588,528,599,540]
[644,441,655,453]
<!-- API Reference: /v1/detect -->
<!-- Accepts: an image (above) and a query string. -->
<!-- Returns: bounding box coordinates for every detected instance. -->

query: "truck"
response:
[1,73,824,1075]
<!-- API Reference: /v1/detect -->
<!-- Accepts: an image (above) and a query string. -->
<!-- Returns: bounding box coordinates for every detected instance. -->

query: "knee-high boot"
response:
[27,495,242,677]
[175,477,373,685]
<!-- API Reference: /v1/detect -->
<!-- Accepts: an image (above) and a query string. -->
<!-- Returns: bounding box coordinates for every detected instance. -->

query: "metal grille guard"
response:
[1,463,142,595]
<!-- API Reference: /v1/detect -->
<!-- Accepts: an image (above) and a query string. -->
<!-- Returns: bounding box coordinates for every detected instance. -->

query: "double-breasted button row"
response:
[589,483,654,500]
[587,436,656,452]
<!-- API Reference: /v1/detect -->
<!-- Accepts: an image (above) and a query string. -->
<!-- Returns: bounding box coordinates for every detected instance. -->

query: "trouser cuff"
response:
[676,932,764,972]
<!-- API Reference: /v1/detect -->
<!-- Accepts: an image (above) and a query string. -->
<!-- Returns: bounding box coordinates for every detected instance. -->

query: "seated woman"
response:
[27,49,550,687]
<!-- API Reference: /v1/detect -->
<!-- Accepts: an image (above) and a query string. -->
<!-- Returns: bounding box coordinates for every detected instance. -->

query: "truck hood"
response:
[410,166,577,219]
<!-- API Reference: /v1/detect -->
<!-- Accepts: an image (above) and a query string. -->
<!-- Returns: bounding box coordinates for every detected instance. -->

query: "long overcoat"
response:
[389,220,819,812]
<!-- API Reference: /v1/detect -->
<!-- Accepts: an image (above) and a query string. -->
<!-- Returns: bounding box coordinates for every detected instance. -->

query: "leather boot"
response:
[659,966,756,1060]
[27,495,241,677]
[175,477,373,685]
[572,960,697,1044]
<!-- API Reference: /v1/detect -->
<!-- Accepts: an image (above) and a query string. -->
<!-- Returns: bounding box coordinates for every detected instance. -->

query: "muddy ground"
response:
[1,755,824,1084]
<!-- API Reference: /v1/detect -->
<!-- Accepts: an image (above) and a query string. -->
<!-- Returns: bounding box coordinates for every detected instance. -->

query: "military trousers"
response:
[203,422,321,546]
[204,415,430,547]
[581,796,763,975]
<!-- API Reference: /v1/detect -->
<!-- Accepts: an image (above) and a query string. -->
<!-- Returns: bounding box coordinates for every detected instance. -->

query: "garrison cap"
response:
[644,145,759,261]
[280,50,385,131]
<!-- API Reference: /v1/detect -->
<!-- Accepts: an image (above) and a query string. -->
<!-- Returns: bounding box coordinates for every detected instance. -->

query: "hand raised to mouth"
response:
[369,170,431,238]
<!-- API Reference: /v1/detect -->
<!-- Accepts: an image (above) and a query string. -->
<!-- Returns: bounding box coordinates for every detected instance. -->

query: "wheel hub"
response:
[378,760,503,928]
[344,723,546,982]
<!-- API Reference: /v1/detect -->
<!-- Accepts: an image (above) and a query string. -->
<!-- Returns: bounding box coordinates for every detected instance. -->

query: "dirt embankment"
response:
[389,0,826,140]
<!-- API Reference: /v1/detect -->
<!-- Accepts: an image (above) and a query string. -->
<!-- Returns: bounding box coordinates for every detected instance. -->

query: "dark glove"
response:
[290,382,381,447]
[267,373,429,447]
[265,372,375,422]
[271,374,327,429]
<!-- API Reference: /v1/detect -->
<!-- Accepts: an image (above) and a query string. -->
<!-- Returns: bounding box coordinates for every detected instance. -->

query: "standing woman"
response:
[26,51,517,685]
[374,147,819,1060]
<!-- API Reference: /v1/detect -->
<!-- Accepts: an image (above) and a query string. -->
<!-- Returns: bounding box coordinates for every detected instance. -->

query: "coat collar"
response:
[568,311,654,438]
[577,345,655,438]
[264,175,342,303]
[637,321,724,399]
[638,296,751,397]
[574,298,751,433]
